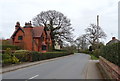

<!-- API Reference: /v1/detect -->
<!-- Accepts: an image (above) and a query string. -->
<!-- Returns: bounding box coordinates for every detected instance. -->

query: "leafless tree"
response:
[33,10,74,50]
[85,24,107,49]
[75,34,89,52]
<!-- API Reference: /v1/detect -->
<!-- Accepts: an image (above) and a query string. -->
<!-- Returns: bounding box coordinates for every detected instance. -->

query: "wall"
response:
[13,29,24,48]
[99,56,120,81]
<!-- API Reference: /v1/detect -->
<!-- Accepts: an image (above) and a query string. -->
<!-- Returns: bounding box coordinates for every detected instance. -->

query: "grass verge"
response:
[90,54,99,60]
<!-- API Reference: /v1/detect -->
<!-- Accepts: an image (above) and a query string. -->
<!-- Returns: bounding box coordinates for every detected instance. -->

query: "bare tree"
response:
[33,10,74,50]
[75,34,89,52]
[85,24,107,49]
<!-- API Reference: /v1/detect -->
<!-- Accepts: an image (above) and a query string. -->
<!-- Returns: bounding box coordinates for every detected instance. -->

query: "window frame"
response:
[18,36,23,40]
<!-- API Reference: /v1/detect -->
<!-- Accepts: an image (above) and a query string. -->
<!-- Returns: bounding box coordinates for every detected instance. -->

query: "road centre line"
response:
[29,74,39,79]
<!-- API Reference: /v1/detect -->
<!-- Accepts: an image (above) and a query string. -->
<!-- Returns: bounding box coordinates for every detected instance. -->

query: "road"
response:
[2,53,90,79]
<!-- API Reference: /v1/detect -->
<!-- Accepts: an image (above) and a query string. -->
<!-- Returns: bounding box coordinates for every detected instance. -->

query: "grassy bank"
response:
[90,54,99,60]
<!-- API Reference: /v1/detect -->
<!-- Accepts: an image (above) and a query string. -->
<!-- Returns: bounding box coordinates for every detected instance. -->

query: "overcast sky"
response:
[0,0,119,44]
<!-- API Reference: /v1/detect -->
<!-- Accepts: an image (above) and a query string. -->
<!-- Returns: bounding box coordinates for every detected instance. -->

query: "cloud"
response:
[0,0,119,43]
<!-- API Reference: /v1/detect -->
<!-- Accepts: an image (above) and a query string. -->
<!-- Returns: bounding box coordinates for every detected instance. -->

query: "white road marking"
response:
[29,75,39,79]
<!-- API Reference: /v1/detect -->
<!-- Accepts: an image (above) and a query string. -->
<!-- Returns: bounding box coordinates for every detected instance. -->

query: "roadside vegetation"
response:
[1,48,73,67]
[78,42,120,67]
[90,54,98,60]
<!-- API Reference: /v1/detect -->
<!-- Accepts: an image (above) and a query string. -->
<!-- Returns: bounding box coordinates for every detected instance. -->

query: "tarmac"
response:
[0,56,104,79]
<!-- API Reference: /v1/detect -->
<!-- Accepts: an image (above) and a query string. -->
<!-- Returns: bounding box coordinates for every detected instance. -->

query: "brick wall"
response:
[99,56,120,81]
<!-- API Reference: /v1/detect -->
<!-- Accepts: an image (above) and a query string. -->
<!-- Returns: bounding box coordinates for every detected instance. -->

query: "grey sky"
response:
[0,0,119,44]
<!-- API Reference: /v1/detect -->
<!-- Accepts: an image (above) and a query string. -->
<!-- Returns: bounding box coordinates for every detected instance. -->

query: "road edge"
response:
[1,54,74,74]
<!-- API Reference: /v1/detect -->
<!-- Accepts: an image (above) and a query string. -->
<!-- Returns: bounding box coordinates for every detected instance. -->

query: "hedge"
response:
[100,42,119,67]
[2,48,73,66]
[13,50,73,62]
[1,45,21,50]
[14,50,31,62]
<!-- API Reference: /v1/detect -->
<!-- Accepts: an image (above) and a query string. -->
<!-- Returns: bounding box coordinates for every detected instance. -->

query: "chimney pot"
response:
[15,21,20,30]
[112,37,116,40]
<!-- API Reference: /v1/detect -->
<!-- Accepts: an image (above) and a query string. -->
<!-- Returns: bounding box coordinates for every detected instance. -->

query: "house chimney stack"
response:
[15,22,20,30]
[24,21,32,28]
[112,37,116,40]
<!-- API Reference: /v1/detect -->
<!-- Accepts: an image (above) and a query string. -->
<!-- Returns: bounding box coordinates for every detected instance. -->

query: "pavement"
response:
[1,53,104,79]
[86,60,104,79]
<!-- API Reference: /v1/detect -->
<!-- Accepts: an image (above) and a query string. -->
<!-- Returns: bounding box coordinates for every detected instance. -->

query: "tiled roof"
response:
[11,27,24,38]
[106,39,120,45]
[11,26,50,38]
[33,27,44,37]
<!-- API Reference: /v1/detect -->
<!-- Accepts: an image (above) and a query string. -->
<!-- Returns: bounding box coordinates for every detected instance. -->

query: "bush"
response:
[92,49,101,58]
[100,43,119,67]
[2,55,19,65]
[2,45,21,50]
[30,51,42,61]
[14,50,30,62]
[2,48,19,65]
[79,49,92,54]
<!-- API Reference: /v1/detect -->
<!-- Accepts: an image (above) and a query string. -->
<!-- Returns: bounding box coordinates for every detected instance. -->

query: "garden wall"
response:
[99,56,120,81]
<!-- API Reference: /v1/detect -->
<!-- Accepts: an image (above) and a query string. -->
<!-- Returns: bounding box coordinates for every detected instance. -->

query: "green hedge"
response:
[2,49,73,66]
[79,49,92,54]
[1,45,21,50]
[14,50,31,62]
[13,50,73,62]
[100,42,119,67]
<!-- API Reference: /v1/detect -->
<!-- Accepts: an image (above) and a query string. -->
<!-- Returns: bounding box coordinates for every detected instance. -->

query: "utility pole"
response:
[97,15,99,48]
[97,15,99,27]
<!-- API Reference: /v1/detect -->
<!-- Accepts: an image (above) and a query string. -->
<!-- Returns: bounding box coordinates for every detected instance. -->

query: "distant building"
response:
[55,41,61,50]
[106,37,120,45]
[11,22,52,52]
[54,40,63,50]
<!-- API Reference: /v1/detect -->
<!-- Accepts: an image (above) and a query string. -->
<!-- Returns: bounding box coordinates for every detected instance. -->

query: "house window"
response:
[18,36,23,40]
[42,45,46,50]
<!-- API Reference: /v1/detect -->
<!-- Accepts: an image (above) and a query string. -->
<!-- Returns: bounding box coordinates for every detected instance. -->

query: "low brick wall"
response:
[99,56,120,81]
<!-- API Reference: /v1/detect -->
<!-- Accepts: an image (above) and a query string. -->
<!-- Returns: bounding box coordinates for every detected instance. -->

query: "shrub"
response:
[14,50,30,62]
[79,49,92,54]
[100,43,119,67]
[92,49,101,58]
[5,48,12,55]
[2,48,19,65]
[30,51,42,61]
[14,51,72,62]
[2,48,12,64]
[2,58,12,65]
[30,51,72,62]
[2,45,21,50]
[11,55,19,64]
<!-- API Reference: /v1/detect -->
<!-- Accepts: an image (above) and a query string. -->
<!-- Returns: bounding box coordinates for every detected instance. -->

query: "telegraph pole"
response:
[97,15,99,27]
[97,15,99,48]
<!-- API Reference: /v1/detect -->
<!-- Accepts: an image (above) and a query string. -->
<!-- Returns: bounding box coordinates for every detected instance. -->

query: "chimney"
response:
[15,22,20,30]
[112,37,116,40]
[24,21,32,28]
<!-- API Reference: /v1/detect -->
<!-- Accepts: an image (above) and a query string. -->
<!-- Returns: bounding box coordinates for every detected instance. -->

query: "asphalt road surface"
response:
[2,53,90,79]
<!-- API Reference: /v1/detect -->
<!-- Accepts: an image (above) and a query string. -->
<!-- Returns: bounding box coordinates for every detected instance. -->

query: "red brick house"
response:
[11,22,52,52]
